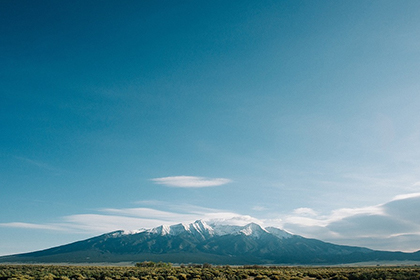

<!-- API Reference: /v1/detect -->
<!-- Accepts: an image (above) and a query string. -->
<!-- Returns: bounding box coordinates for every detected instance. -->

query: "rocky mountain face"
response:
[2,220,420,265]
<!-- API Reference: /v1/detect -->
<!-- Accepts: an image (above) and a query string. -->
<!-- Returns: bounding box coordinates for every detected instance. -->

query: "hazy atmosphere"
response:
[2,0,420,256]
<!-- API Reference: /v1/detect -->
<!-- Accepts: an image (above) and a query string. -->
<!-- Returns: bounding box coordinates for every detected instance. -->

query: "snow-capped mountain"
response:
[141,220,215,238]
[2,220,420,265]
[128,220,292,240]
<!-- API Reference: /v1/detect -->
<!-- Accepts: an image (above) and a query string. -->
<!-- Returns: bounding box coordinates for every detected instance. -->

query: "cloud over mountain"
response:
[282,193,420,252]
[3,192,420,252]
[4,219,420,265]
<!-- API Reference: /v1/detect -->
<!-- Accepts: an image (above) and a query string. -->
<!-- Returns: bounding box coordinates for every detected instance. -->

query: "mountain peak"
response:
[144,220,214,238]
[239,222,268,238]
[190,220,214,236]
[124,220,291,240]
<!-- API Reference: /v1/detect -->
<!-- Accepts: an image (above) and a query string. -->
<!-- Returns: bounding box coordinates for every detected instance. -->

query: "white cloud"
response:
[100,207,193,220]
[285,216,324,227]
[293,207,318,217]
[0,203,255,236]
[284,205,384,228]
[328,206,384,221]
[392,192,420,201]
[151,176,231,188]
[281,194,420,252]
[4,193,420,252]
[0,222,64,231]
[206,215,263,226]
[61,214,165,233]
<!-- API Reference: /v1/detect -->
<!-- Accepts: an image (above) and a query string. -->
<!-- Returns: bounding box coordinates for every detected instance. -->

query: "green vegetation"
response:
[2,264,420,280]
[135,262,172,268]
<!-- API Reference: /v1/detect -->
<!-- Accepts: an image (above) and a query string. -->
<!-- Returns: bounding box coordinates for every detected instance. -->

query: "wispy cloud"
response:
[14,156,68,175]
[281,193,420,251]
[151,176,232,188]
[0,203,254,235]
[100,207,200,222]
[60,214,163,233]
[284,205,384,228]
[292,207,318,216]
[207,215,263,226]
[0,222,65,231]
[392,192,420,201]
[4,193,420,252]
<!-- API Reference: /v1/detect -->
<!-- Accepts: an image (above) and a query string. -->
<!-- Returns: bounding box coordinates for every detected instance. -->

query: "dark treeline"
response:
[2,264,420,280]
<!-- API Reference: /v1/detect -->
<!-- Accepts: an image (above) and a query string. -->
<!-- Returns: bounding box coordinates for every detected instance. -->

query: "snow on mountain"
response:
[266,226,293,239]
[209,222,272,239]
[189,219,214,235]
[136,220,291,240]
[167,223,190,235]
[121,229,146,235]
[210,223,242,236]
[239,223,269,238]
[186,220,214,239]
[142,220,214,238]
[146,224,184,236]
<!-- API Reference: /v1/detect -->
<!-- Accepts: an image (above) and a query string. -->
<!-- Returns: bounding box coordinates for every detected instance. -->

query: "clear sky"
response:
[1,0,420,256]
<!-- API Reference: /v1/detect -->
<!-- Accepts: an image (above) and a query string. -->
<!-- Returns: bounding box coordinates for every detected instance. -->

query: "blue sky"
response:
[2,0,420,256]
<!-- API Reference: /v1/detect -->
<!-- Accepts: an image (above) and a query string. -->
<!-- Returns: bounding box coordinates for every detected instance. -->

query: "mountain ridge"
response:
[113,220,292,239]
[1,220,420,265]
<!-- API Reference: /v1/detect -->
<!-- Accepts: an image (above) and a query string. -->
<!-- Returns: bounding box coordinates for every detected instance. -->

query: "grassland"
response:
[2,264,420,280]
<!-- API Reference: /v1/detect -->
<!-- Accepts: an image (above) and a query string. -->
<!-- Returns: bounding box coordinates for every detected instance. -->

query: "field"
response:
[2,264,420,280]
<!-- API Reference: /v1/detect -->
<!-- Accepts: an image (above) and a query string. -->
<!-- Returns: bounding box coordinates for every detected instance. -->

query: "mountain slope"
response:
[1,220,420,265]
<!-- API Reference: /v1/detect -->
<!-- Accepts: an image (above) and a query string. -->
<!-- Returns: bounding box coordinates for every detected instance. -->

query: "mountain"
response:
[1,220,420,265]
